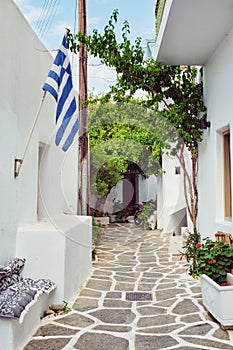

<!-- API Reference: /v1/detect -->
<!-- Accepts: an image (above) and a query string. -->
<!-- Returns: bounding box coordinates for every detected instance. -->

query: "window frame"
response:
[223,129,232,221]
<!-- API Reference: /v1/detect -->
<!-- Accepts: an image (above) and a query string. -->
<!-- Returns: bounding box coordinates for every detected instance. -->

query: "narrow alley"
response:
[24,223,233,350]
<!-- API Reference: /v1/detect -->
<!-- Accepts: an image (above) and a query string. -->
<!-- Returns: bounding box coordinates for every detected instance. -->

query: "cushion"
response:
[0,258,56,322]
[23,278,56,293]
[8,258,25,275]
[0,278,56,322]
[0,282,37,320]
[0,258,25,292]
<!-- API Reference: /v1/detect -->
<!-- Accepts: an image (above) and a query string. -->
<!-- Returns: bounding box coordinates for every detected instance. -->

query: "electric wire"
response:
[73,0,78,34]
[71,0,78,70]
[34,0,50,33]
[36,0,54,36]
[34,0,61,41]
[40,0,61,41]
[33,0,117,86]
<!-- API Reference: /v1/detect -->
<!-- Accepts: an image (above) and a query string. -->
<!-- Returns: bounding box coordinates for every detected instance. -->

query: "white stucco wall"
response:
[198,24,233,238]
[157,153,189,234]
[0,0,91,297]
[0,1,91,347]
[0,0,81,262]
[16,214,92,303]
[0,0,56,259]
[138,175,157,203]
[103,181,123,214]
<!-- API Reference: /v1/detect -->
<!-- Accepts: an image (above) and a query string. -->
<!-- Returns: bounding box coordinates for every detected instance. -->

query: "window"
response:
[223,130,232,221]
[175,166,181,175]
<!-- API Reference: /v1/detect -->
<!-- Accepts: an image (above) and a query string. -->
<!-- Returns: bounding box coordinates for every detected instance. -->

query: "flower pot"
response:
[109,215,116,223]
[147,213,157,230]
[94,217,109,225]
[200,273,233,328]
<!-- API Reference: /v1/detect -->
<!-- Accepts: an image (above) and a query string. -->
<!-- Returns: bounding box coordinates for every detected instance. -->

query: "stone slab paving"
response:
[24,223,233,350]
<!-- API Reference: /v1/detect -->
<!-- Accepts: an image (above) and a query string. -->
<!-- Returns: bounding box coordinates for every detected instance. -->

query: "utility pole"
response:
[78,0,89,215]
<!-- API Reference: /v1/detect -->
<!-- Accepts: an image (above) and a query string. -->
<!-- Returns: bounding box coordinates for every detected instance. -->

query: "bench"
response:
[0,257,56,350]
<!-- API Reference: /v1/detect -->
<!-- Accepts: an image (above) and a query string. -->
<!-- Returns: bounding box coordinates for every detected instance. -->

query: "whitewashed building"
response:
[0,1,91,349]
[155,0,233,237]
[157,153,189,235]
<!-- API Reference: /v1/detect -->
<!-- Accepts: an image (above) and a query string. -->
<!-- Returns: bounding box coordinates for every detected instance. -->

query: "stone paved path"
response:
[24,223,233,350]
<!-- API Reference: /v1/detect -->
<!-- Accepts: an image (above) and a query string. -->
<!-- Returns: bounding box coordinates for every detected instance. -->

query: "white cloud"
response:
[48,21,71,38]
[14,0,62,35]
[66,54,117,95]
[88,17,101,26]
[23,5,43,23]
[88,57,116,95]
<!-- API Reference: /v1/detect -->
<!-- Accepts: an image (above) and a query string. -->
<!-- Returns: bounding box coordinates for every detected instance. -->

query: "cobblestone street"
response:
[24,223,233,350]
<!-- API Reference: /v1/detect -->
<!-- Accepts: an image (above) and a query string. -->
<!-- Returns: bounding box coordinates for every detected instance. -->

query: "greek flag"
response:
[43,35,79,152]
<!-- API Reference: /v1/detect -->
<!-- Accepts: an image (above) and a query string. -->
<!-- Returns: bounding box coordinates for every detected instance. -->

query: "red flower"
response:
[220,282,228,286]
[212,259,217,264]
[195,243,201,248]
[207,260,212,264]
[96,219,101,223]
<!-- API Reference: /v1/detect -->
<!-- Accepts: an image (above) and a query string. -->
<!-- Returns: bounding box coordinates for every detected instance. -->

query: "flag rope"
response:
[14,91,47,178]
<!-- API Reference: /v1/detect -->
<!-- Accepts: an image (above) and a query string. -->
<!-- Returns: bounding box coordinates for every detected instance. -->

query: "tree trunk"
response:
[176,144,198,237]
[94,198,106,216]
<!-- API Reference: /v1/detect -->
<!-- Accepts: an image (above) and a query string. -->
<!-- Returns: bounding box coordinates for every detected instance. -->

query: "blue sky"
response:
[14,0,156,94]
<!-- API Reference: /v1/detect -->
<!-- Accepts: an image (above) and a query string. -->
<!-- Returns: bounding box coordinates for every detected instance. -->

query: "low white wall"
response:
[16,214,92,303]
[0,292,52,350]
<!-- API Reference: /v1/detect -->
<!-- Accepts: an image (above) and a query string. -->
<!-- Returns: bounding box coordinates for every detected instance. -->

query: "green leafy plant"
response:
[183,237,233,285]
[88,102,163,214]
[180,230,201,277]
[62,300,71,312]
[137,202,156,228]
[92,219,102,246]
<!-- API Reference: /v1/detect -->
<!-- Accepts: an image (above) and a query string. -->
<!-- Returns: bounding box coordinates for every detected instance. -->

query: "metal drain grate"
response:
[126,292,152,301]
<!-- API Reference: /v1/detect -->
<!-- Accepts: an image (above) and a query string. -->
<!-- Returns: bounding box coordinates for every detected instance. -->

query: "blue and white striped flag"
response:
[43,35,79,152]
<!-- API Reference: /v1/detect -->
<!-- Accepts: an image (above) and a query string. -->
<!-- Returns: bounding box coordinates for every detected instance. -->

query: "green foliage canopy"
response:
[68,9,206,154]
[88,101,167,199]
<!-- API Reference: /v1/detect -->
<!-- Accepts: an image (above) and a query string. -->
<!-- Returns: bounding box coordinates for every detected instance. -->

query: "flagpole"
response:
[14,91,47,178]
[78,0,89,215]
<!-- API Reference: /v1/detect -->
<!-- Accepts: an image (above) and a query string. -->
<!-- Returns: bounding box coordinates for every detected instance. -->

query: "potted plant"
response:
[136,202,157,230]
[182,235,233,328]
[114,203,134,223]
[92,218,102,246]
